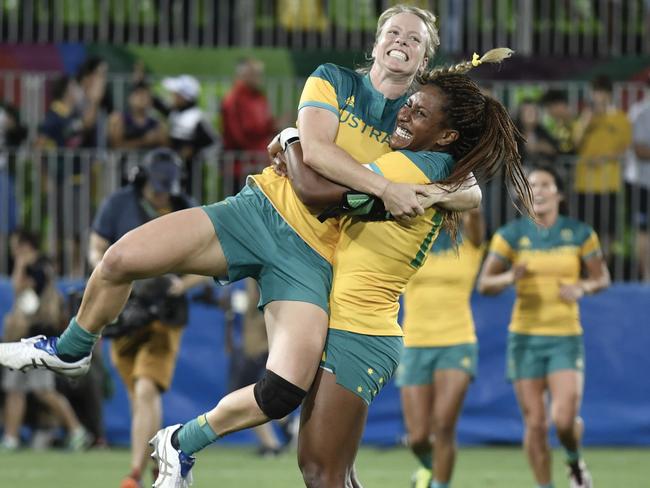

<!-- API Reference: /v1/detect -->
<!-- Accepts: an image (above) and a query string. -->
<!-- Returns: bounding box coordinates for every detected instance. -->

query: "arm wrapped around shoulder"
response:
[317,191,391,222]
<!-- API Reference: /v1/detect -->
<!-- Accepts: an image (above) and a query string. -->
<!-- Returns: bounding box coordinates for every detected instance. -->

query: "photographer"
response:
[88,148,206,488]
[1,230,91,451]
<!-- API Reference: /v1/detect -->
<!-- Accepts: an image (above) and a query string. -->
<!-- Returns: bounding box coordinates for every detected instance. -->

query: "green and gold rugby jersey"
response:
[489,216,602,336]
[251,63,407,263]
[402,230,483,347]
[329,151,455,337]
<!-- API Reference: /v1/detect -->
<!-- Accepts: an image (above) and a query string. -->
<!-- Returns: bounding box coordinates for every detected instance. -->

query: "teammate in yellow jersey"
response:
[477,166,610,488]
[396,208,485,488]
[270,56,535,484]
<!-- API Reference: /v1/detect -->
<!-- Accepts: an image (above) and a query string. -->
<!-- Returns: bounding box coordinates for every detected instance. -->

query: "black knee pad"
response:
[253,369,307,419]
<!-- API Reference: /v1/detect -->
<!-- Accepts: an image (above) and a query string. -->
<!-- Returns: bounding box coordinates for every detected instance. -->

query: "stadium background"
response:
[0,0,649,486]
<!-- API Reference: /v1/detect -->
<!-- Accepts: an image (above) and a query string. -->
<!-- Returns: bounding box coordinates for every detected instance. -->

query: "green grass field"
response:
[0,445,647,487]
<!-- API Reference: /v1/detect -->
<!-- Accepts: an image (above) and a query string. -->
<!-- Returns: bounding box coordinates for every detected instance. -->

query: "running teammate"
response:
[396,208,484,488]
[477,166,610,488]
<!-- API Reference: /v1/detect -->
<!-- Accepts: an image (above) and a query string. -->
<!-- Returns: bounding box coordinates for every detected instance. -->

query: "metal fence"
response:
[1,0,649,57]
[1,148,648,281]
[2,70,649,145]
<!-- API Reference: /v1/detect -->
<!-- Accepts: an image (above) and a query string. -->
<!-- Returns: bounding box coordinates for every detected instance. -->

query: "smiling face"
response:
[390,84,458,152]
[529,169,562,218]
[372,12,429,77]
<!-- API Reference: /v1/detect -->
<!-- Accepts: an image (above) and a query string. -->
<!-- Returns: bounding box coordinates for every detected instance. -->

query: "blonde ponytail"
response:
[424,47,514,80]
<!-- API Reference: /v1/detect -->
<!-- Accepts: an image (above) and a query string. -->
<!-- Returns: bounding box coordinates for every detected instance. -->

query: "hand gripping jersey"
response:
[328,151,455,337]
[489,215,602,336]
[402,231,483,347]
[250,63,407,262]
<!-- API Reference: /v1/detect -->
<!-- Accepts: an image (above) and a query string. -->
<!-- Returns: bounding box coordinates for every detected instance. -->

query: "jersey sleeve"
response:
[298,63,347,118]
[488,222,518,264]
[368,150,454,184]
[578,224,602,261]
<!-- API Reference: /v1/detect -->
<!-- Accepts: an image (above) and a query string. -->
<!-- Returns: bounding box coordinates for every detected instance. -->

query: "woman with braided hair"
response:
[266,50,534,487]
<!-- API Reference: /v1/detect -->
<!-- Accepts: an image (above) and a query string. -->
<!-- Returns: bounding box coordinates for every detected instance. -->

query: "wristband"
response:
[279,128,300,150]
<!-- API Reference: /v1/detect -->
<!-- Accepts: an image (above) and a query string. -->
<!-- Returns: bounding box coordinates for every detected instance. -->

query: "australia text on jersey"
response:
[340,109,392,145]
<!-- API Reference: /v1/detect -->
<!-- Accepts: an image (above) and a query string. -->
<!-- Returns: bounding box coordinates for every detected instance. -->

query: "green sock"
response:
[415,450,433,470]
[176,414,219,455]
[56,317,100,361]
[431,482,449,488]
[565,448,581,464]
[537,484,554,488]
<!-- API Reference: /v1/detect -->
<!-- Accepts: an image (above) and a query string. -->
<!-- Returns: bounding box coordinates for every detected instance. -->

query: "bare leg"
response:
[252,424,282,451]
[2,391,26,441]
[400,384,434,468]
[130,377,162,475]
[431,369,471,484]
[205,301,328,437]
[637,231,650,281]
[513,378,551,486]
[548,370,583,452]
[35,390,83,432]
[76,208,227,334]
[298,369,368,488]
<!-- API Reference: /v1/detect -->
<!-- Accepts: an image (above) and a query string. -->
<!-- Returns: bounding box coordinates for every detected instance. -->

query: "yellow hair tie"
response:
[471,52,482,67]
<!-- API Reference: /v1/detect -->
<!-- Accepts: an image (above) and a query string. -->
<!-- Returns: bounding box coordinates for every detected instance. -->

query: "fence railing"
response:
[1,1,649,57]
[2,70,649,146]
[1,148,648,281]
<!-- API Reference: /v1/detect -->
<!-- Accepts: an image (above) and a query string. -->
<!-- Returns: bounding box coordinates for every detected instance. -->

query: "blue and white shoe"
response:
[150,425,195,488]
[0,335,91,377]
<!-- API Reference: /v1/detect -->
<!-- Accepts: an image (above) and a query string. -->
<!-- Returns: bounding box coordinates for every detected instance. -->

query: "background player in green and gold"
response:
[396,208,485,488]
[477,166,610,488]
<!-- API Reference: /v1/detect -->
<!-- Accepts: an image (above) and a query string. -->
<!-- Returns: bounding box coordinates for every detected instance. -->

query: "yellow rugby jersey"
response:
[251,63,407,262]
[329,151,455,337]
[402,231,483,347]
[574,110,632,193]
[488,216,602,336]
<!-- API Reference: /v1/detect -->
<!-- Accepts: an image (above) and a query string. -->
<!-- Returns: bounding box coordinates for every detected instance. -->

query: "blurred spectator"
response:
[625,74,650,281]
[88,148,205,488]
[541,89,577,155]
[158,75,218,192]
[222,279,293,456]
[0,102,27,240]
[1,230,91,451]
[573,75,632,252]
[514,98,559,166]
[75,56,112,148]
[108,81,165,151]
[0,102,28,148]
[221,58,286,193]
[35,75,83,149]
[35,75,86,276]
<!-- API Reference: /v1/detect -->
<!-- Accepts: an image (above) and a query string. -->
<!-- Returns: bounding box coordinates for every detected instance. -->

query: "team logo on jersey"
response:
[518,236,532,248]
[561,228,574,242]
[345,95,355,108]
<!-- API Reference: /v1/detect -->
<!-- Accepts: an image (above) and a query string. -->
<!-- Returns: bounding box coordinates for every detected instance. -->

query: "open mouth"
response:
[393,125,413,142]
[387,49,408,62]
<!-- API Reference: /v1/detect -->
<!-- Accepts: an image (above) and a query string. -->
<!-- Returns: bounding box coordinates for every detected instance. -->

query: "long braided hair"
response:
[420,49,535,234]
